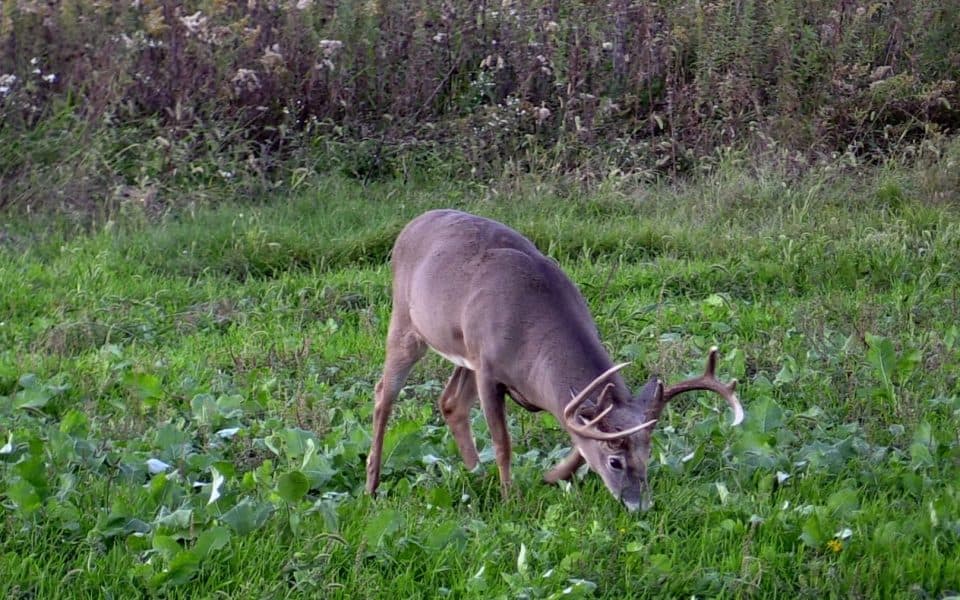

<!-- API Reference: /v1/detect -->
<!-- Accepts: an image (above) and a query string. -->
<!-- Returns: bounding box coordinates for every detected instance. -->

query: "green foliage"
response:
[1,162,960,597]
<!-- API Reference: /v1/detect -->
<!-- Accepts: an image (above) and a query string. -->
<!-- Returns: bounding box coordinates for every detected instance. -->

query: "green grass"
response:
[1,160,959,598]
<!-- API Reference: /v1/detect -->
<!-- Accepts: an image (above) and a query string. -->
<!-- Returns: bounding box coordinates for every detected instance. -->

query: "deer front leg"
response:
[477,370,511,498]
[366,322,426,495]
[543,449,585,484]
[438,367,480,470]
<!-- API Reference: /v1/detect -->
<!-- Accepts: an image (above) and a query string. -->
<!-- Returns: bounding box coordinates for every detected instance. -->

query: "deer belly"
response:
[507,387,542,412]
[434,349,477,371]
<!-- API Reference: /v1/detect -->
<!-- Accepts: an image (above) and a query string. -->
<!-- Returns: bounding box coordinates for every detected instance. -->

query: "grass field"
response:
[1,158,959,598]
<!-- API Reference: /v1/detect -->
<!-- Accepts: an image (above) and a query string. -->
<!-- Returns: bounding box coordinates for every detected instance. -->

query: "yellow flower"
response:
[826,539,843,553]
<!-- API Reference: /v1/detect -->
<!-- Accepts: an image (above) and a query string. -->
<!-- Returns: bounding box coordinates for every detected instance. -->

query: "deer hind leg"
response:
[439,367,480,470]
[543,449,585,484]
[365,316,427,495]
[476,368,511,498]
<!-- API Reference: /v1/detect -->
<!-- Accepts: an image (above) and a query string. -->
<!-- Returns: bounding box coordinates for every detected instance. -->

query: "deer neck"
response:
[524,349,629,419]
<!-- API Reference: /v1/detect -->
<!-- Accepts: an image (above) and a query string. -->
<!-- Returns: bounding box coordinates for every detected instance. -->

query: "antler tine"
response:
[564,365,659,440]
[563,363,630,422]
[567,416,659,441]
[662,346,744,426]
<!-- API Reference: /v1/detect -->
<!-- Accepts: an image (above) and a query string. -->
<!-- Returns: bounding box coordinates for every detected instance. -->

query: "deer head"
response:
[559,348,742,511]
[364,209,745,512]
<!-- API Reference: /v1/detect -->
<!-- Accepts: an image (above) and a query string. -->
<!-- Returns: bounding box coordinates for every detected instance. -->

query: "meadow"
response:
[2,152,959,598]
[2,0,960,597]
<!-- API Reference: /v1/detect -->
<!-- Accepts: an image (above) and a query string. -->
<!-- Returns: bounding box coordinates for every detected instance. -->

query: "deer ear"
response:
[575,399,600,420]
[637,377,666,422]
[571,382,615,420]
[634,376,661,405]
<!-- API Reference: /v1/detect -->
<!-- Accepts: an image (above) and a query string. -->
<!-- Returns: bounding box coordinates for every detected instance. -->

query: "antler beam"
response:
[661,346,744,425]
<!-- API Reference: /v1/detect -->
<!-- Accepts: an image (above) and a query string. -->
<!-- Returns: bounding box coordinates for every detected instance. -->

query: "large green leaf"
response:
[221,498,274,536]
[14,386,53,410]
[155,509,194,533]
[14,452,48,495]
[276,470,310,503]
[425,520,467,551]
[193,526,231,559]
[747,396,784,433]
[363,508,404,547]
[865,333,896,401]
[124,371,163,402]
[7,480,42,515]
[799,512,827,548]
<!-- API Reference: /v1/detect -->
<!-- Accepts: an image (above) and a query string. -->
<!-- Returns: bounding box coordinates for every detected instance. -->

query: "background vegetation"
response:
[2,0,959,214]
[1,0,959,598]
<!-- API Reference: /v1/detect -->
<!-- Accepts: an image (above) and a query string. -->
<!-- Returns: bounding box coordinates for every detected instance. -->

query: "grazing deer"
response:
[365,209,744,511]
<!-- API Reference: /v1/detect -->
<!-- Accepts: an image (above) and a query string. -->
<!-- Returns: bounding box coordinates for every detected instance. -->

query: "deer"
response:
[365,209,744,512]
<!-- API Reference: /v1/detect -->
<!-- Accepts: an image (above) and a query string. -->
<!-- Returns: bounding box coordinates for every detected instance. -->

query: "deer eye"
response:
[608,456,624,471]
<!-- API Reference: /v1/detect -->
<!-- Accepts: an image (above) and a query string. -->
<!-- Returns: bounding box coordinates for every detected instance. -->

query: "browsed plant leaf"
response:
[221,498,274,536]
[277,470,310,504]
[425,520,467,552]
[865,334,896,400]
[363,508,404,547]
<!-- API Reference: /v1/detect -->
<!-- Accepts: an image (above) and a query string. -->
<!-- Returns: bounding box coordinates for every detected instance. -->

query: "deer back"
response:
[391,209,619,409]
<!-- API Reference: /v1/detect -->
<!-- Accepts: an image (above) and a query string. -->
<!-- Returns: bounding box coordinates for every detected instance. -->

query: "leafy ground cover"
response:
[1,157,959,598]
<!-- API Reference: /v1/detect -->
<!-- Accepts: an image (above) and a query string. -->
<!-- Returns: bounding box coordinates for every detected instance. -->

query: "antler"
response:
[563,363,658,440]
[658,346,744,426]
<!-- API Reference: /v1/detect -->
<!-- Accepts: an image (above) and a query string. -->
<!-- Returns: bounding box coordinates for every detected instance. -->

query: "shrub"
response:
[1,0,958,211]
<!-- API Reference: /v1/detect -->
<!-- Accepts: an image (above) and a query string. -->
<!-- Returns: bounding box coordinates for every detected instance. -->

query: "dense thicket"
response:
[1,1,958,210]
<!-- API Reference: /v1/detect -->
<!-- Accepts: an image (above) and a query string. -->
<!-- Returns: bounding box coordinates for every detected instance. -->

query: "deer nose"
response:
[621,488,653,512]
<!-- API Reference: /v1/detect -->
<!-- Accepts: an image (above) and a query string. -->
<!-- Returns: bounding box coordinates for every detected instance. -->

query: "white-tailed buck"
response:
[365,209,744,511]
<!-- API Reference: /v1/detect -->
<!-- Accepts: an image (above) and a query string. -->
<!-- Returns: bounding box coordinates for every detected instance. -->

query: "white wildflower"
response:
[319,39,343,58]
[535,106,551,124]
[296,0,313,8]
[433,32,446,43]
[180,11,207,35]
[0,74,16,96]
[42,73,56,83]
[602,41,613,51]
[231,68,262,93]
